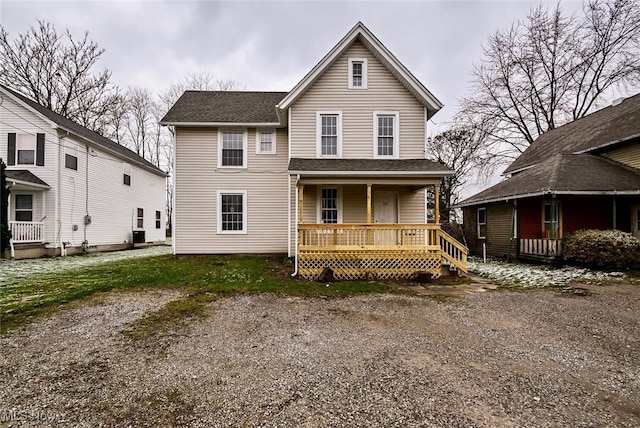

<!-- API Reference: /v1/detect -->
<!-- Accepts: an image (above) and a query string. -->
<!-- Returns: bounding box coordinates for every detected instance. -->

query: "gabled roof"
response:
[458,154,640,207]
[289,158,453,176]
[0,84,167,177]
[159,91,288,125]
[505,93,640,174]
[5,169,50,188]
[276,22,443,122]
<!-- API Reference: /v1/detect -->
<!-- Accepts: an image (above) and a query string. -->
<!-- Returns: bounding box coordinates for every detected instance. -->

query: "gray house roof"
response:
[5,169,50,188]
[160,91,288,125]
[457,154,640,207]
[505,93,640,174]
[289,158,453,176]
[0,84,167,177]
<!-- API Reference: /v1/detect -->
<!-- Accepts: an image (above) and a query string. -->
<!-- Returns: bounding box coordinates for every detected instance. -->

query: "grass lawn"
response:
[0,254,390,334]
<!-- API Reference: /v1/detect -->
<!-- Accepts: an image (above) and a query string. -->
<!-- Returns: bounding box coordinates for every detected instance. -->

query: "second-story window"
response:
[317,112,342,158]
[348,58,368,89]
[7,133,45,166]
[373,112,399,158]
[256,130,276,154]
[219,130,247,167]
[65,142,78,170]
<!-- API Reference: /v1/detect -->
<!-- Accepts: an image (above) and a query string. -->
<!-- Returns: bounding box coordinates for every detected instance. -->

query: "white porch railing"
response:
[9,221,45,243]
[520,238,562,257]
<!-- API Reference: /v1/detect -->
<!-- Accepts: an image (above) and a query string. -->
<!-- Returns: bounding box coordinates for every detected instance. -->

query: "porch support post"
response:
[298,184,304,224]
[612,197,617,229]
[434,183,440,224]
[366,184,372,224]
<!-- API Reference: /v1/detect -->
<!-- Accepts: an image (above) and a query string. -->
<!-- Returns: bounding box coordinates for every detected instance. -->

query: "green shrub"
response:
[561,229,640,270]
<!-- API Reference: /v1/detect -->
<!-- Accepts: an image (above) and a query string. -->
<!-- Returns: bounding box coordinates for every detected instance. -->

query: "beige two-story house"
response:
[161,22,467,279]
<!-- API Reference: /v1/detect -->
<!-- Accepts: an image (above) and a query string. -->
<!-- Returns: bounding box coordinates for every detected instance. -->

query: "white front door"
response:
[374,191,398,245]
[633,205,640,239]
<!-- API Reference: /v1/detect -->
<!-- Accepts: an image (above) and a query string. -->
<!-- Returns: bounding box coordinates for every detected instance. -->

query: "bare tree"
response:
[427,123,492,223]
[0,21,118,133]
[461,0,640,163]
[159,71,243,113]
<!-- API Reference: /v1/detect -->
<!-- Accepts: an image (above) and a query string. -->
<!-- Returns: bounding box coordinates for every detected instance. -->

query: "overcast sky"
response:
[1,0,590,129]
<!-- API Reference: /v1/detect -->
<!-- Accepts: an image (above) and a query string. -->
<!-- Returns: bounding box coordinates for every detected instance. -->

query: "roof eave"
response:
[457,189,640,207]
[159,121,282,127]
[289,170,453,177]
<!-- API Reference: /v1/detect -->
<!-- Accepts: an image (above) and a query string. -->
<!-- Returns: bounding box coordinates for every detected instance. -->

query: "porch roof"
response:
[457,154,640,207]
[5,169,50,190]
[288,158,453,177]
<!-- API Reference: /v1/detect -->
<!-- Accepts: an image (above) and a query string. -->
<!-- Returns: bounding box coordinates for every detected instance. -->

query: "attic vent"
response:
[611,97,626,106]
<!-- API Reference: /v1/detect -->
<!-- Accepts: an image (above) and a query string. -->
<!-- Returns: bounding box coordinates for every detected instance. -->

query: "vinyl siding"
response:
[174,127,289,254]
[464,203,516,258]
[1,95,166,250]
[602,141,640,169]
[290,41,426,159]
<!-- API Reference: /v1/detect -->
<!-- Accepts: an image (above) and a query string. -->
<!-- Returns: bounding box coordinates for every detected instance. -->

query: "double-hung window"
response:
[316,112,342,157]
[256,130,276,154]
[137,208,144,228]
[219,130,247,167]
[348,58,368,89]
[477,207,487,239]
[123,163,131,186]
[373,112,399,158]
[318,187,342,224]
[218,190,247,234]
[155,211,162,229]
[7,133,45,166]
[15,195,33,222]
[543,202,561,238]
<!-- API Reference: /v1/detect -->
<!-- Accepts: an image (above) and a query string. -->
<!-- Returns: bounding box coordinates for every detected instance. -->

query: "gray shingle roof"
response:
[160,91,288,124]
[505,93,640,174]
[5,169,50,187]
[289,158,453,175]
[458,154,640,206]
[1,85,166,177]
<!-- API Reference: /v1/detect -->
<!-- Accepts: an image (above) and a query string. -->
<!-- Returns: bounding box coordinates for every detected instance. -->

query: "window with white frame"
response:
[219,130,247,167]
[348,58,368,89]
[17,134,36,165]
[218,190,247,233]
[137,208,144,228]
[543,201,561,238]
[15,194,33,222]
[373,112,399,158]
[65,141,78,170]
[319,187,341,224]
[256,130,276,154]
[477,207,487,239]
[316,112,342,157]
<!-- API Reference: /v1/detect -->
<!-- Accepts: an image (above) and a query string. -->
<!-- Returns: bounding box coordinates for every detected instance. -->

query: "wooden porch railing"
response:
[520,238,562,257]
[9,221,45,243]
[297,224,468,279]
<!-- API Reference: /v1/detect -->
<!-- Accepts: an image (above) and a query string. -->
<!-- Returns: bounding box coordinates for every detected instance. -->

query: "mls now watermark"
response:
[1,408,57,423]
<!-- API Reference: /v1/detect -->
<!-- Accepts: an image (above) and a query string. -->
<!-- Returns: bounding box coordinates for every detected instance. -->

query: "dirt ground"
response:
[1,283,639,427]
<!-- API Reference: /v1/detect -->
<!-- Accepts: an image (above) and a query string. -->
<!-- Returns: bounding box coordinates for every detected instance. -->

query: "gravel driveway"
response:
[1,284,639,427]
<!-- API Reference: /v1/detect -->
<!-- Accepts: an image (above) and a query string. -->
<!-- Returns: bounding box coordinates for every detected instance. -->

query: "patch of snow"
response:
[0,245,172,286]
[468,258,627,288]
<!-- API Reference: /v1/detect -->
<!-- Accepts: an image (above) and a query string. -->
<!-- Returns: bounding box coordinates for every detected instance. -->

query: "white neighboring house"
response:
[1,84,167,259]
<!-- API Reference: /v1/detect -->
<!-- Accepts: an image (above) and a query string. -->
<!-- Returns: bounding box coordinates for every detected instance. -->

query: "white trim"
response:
[316,185,343,224]
[477,207,487,239]
[217,129,248,169]
[316,111,343,158]
[348,57,368,89]
[373,111,399,159]
[216,190,248,234]
[256,129,277,154]
[289,170,452,177]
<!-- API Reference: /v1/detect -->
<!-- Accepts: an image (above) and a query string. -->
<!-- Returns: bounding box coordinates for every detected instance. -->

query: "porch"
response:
[297,223,467,280]
[9,221,46,243]
[289,158,468,281]
[519,238,562,258]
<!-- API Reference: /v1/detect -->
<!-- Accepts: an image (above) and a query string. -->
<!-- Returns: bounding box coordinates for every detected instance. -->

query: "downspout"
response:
[83,145,89,251]
[291,174,300,277]
[7,181,15,258]
[55,132,67,255]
